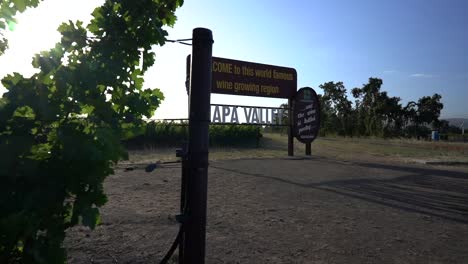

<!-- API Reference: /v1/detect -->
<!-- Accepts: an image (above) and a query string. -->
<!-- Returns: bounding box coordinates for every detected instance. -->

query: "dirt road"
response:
[65,157,468,263]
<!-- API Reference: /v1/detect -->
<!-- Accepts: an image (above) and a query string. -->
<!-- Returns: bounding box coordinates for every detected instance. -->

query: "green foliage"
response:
[316,77,444,139]
[416,94,444,128]
[210,124,262,147]
[123,121,188,148]
[123,122,262,148]
[319,82,353,136]
[0,0,183,263]
[402,124,431,139]
[402,94,444,138]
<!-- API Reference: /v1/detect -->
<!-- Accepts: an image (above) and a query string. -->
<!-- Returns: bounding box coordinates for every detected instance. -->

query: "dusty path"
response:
[65,157,468,263]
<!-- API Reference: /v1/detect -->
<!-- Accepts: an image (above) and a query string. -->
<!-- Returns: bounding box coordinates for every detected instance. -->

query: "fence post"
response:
[288,98,294,156]
[183,28,213,264]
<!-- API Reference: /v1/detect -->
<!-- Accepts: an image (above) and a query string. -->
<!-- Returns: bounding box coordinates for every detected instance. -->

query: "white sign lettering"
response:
[211,105,284,125]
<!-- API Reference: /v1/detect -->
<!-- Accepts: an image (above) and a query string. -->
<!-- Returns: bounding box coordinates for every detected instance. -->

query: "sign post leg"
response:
[306,143,311,156]
[184,28,213,264]
[288,98,294,156]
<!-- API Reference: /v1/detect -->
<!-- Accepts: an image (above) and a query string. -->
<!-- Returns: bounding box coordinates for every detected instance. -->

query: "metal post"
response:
[183,28,213,264]
[288,98,294,156]
[305,143,311,156]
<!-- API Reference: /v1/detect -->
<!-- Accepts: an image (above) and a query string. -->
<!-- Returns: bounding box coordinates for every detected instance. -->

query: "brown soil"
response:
[65,157,468,263]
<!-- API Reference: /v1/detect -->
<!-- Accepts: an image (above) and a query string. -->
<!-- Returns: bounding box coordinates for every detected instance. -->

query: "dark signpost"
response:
[175,28,319,264]
[177,28,213,264]
[293,87,321,155]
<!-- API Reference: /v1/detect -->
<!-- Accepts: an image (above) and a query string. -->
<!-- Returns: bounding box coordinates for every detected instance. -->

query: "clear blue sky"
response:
[149,0,467,119]
[1,0,467,119]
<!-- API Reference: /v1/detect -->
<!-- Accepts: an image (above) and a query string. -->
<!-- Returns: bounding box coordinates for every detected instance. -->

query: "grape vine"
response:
[0,0,183,262]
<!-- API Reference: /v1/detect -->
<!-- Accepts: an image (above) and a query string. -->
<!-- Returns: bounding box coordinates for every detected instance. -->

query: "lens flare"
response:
[8,21,16,31]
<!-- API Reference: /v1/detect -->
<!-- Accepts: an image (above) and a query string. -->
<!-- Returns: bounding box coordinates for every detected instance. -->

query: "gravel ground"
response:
[65,156,468,263]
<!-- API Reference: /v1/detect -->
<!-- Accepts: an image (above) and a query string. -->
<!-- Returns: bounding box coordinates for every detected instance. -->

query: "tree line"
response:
[318,77,446,138]
[269,77,465,138]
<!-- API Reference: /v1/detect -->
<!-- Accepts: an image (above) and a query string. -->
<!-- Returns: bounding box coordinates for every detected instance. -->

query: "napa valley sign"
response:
[212,57,297,98]
[186,55,297,98]
[211,104,286,125]
[185,50,321,156]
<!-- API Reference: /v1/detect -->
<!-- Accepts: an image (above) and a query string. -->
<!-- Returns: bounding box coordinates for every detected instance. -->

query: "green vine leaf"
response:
[0,0,183,262]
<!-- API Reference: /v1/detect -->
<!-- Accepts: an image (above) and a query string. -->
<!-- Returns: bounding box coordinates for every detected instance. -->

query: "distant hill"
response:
[443,118,468,129]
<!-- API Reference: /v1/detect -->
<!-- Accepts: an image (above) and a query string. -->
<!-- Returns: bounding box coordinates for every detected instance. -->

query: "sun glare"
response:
[8,16,61,55]
[0,12,62,83]
[0,0,103,92]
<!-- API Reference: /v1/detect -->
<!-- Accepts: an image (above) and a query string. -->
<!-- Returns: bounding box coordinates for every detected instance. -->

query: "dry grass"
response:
[313,136,468,163]
[124,133,468,164]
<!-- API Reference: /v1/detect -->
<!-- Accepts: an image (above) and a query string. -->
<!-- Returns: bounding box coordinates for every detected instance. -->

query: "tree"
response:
[318,93,335,136]
[319,81,353,136]
[351,78,404,137]
[315,77,443,139]
[402,94,444,138]
[417,93,444,129]
[351,78,385,136]
[0,0,183,262]
[374,91,403,137]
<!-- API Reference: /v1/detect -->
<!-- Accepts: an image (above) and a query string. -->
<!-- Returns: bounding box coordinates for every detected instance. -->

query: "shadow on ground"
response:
[212,160,468,224]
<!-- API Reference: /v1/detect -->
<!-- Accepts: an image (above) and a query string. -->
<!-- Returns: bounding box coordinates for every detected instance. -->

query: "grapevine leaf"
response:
[81,207,100,230]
